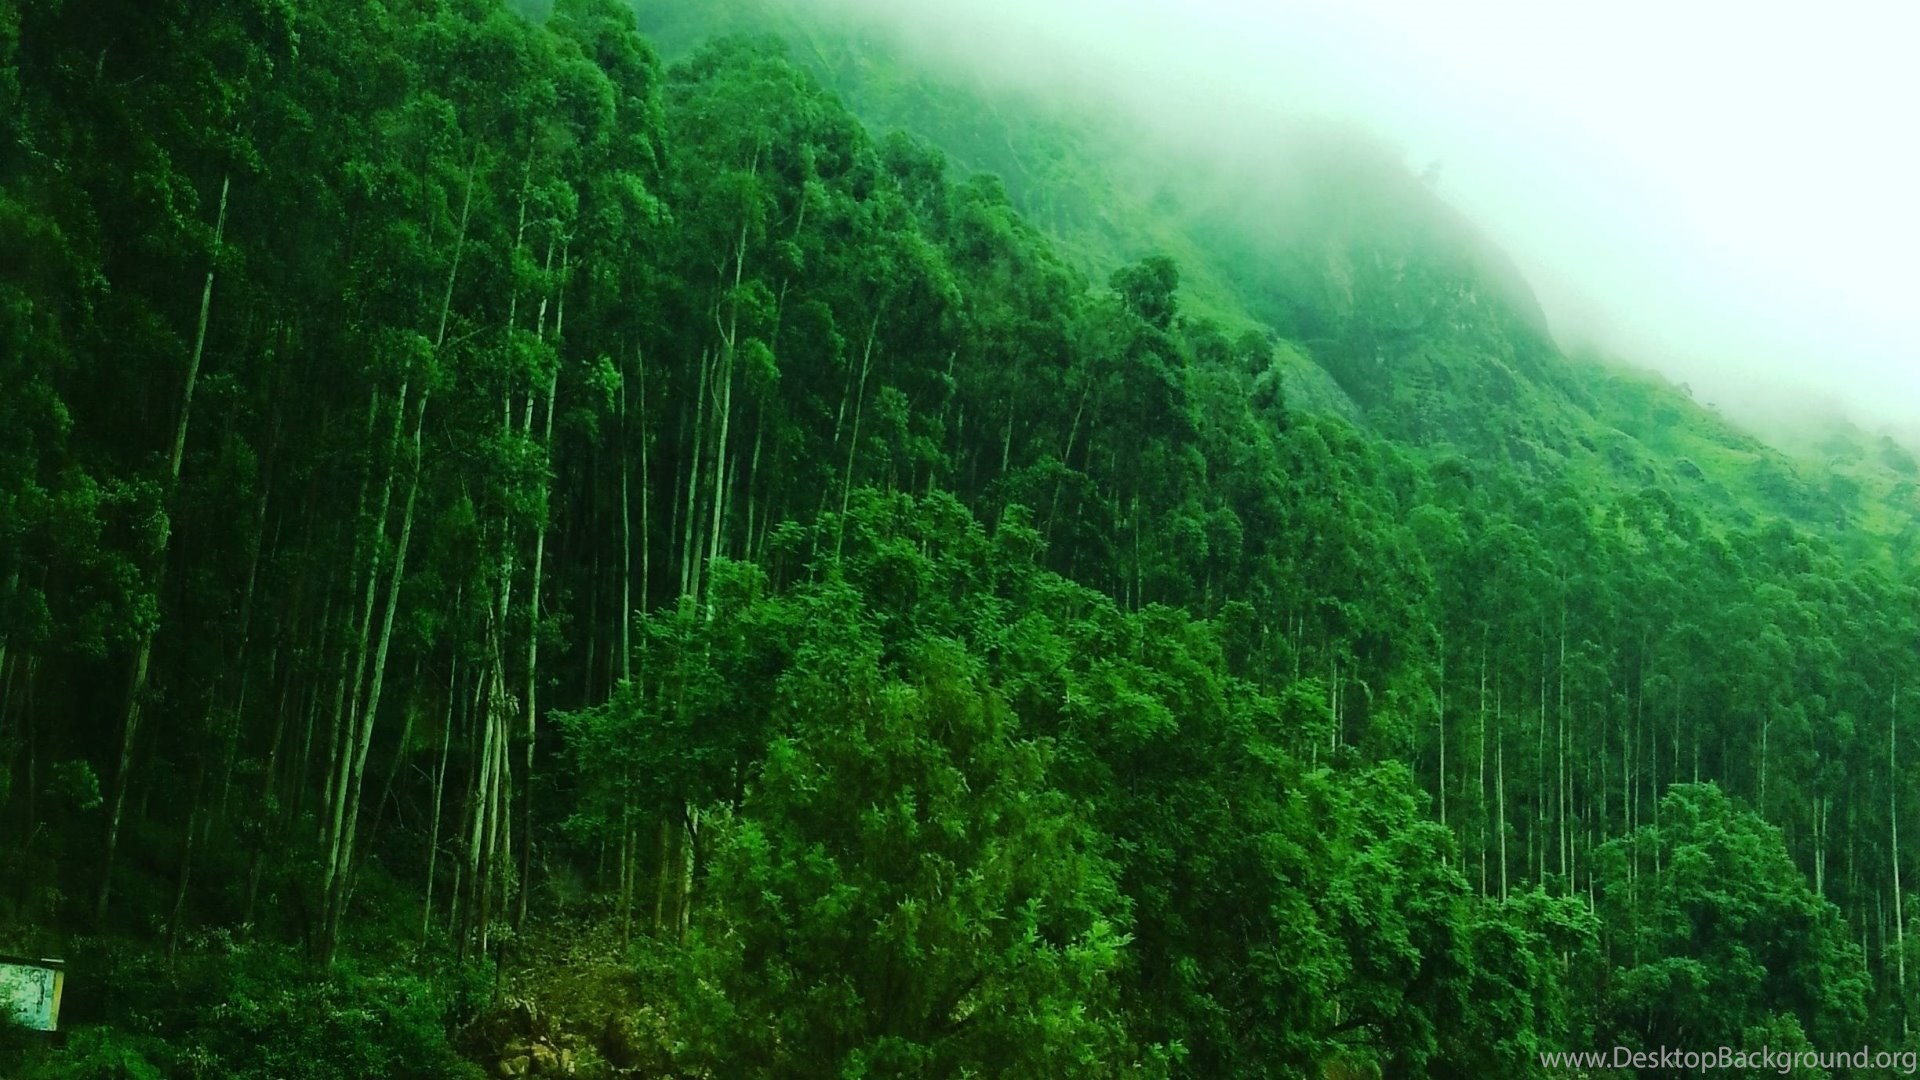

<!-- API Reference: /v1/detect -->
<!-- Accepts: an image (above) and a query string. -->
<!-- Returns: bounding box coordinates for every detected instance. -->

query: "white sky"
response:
[829,0,1920,433]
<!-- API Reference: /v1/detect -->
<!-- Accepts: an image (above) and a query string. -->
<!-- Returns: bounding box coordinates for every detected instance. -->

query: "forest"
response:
[3,0,1919,1076]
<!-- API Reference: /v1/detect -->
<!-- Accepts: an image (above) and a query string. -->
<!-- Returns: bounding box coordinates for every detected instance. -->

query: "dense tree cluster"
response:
[3,1,1918,1076]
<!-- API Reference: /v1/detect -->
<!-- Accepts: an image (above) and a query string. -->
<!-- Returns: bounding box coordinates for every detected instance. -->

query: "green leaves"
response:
[1591,784,1868,1055]
[51,759,104,813]
[1109,256,1180,332]
[683,629,1143,1078]
[10,1,1920,1075]
[555,489,1600,1077]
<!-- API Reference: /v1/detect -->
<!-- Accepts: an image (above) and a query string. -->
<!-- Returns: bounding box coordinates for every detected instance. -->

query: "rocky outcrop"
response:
[467,993,681,1079]
[597,1007,674,1076]
[469,997,581,1078]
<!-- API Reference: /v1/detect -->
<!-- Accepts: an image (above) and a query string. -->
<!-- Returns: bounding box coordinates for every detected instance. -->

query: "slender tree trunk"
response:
[238,636,289,933]
[1478,644,1488,897]
[1622,672,1634,887]
[423,649,459,943]
[1536,664,1546,884]
[320,390,382,829]
[354,661,422,886]
[1438,646,1447,835]
[706,345,734,579]
[464,635,503,958]
[324,374,411,904]
[0,654,13,747]
[638,351,651,619]
[168,175,230,481]
[323,385,429,964]
[98,174,231,922]
[320,150,472,961]
[1815,792,1827,897]
[617,800,633,949]
[744,400,765,562]
[289,582,335,825]
[216,413,280,829]
[1558,615,1568,891]
[165,758,209,962]
[620,367,632,683]
[1496,690,1508,902]
[452,645,486,956]
[705,221,749,598]
[0,570,16,713]
[1046,382,1093,541]
[21,658,37,860]
[518,257,565,932]
[652,815,671,935]
[681,350,711,602]
[1894,685,1907,1025]
[1329,655,1340,752]
[678,804,699,945]
[484,671,512,958]
[582,538,599,706]
[1001,396,1015,477]
[835,316,880,559]
[1759,716,1770,810]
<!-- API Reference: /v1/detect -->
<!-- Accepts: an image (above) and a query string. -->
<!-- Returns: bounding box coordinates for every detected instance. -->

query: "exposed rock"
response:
[473,999,579,1079]
[599,1013,641,1070]
[599,1008,671,1074]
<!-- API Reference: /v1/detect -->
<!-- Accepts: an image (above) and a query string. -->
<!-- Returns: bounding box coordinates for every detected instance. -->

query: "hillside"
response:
[631,0,1920,556]
[3,1,1919,1077]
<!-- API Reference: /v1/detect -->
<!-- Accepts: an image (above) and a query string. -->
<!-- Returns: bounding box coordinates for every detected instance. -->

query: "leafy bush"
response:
[31,939,486,1080]
[12,1027,164,1080]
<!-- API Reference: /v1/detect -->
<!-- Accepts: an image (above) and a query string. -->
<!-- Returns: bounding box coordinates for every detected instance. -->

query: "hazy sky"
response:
[825,0,1920,434]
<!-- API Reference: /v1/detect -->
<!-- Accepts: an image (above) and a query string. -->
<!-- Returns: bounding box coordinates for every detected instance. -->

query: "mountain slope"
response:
[6,2,1920,1078]
[633,0,1919,553]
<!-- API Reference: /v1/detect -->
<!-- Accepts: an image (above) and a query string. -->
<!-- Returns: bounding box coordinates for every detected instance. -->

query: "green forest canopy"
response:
[2,0,1918,1076]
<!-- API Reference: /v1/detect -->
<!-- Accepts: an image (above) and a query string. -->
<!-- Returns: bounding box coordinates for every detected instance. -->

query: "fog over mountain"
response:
[809,0,1920,437]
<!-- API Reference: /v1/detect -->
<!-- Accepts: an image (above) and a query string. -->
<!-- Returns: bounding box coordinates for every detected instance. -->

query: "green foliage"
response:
[683,636,1147,1077]
[13,1028,165,1080]
[50,760,103,813]
[9,939,484,1080]
[1110,255,1180,331]
[1591,784,1869,1056]
[7,0,1920,1076]
[569,493,1595,1076]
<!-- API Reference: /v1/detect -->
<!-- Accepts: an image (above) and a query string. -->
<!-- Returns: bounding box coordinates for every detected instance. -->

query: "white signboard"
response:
[0,958,65,1032]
